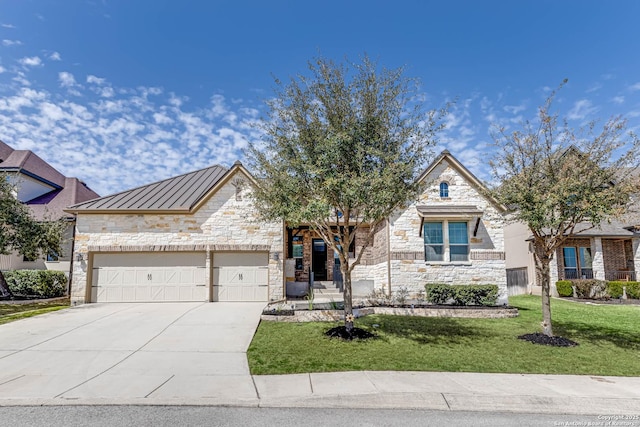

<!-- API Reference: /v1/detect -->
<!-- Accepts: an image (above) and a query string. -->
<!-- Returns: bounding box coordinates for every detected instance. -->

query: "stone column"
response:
[632,238,640,281]
[549,251,559,297]
[591,237,605,280]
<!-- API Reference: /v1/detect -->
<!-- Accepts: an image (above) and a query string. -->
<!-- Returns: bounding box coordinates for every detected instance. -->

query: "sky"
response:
[1,0,639,196]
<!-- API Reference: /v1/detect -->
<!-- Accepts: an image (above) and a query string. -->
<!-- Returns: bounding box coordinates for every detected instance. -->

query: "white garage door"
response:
[213,252,268,302]
[92,252,207,302]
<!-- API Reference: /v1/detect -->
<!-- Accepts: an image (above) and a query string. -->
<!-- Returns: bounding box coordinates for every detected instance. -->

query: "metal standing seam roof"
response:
[67,165,228,212]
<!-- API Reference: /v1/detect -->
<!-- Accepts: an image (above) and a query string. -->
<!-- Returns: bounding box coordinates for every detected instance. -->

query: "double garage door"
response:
[91,252,268,303]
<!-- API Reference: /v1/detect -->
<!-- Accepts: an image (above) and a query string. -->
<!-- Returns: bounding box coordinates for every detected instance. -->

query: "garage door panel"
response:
[213,252,269,302]
[92,253,207,303]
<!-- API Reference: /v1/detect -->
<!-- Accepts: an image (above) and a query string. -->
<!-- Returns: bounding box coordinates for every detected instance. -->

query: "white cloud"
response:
[567,99,597,120]
[0,66,5,74]
[1,23,16,29]
[629,82,640,92]
[611,96,625,104]
[0,64,261,195]
[2,39,22,46]
[586,83,602,93]
[503,103,526,114]
[18,56,42,67]
[58,71,78,88]
[87,75,106,85]
[49,52,62,61]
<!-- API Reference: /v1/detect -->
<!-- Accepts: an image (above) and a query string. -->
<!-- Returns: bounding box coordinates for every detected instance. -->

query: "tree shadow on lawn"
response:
[358,315,493,345]
[553,320,640,350]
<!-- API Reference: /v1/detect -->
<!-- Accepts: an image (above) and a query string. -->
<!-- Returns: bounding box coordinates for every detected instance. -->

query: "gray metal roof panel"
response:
[68,165,228,211]
[416,205,484,215]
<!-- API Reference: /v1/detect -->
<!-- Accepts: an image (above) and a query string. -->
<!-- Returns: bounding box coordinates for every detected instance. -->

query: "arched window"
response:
[439,182,449,198]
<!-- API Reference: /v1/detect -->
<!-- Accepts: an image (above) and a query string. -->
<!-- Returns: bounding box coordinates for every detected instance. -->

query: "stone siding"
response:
[386,159,507,304]
[70,170,284,304]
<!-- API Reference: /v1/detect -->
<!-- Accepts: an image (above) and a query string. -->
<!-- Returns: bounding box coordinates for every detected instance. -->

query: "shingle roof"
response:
[67,165,228,212]
[29,178,100,220]
[0,140,66,188]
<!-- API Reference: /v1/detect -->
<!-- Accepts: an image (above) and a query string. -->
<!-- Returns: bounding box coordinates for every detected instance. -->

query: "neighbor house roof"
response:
[29,178,101,221]
[66,164,229,213]
[0,140,100,220]
[0,140,66,188]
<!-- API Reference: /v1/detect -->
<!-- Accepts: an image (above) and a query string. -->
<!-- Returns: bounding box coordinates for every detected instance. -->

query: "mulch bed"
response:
[518,332,578,347]
[325,326,376,341]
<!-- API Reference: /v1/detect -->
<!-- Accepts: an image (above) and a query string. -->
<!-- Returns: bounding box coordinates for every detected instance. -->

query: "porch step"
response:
[312,280,338,290]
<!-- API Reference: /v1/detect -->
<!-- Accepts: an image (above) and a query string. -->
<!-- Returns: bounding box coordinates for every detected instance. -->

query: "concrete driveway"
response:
[0,302,265,403]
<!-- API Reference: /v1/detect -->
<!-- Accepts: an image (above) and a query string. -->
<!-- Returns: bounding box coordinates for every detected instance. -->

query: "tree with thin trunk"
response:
[0,174,66,298]
[489,80,640,337]
[247,55,445,336]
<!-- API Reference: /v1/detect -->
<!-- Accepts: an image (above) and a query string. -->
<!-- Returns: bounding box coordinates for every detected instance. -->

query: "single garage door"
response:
[213,252,268,302]
[91,252,207,302]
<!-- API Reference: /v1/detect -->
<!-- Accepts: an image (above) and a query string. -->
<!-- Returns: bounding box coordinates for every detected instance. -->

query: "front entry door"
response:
[312,239,327,281]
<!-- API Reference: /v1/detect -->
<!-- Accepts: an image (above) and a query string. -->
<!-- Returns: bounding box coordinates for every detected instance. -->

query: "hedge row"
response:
[425,283,499,306]
[556,279,640,300]
[3,270,68,298]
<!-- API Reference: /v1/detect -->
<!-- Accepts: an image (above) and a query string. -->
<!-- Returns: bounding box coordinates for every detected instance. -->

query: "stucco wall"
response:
[70,170,284,303]
[387,159,507,304]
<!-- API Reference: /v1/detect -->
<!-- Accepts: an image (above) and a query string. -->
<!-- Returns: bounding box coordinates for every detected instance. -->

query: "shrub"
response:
[424,283,453,305]
[570,279,607,299]
[3,270,67,298]
[556,280,573,297]
[607,281,640,299]
[451,284,499,306]
[425,283,498,306]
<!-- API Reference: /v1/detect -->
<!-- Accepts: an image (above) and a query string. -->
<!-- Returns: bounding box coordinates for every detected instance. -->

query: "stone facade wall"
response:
[70,170,284,303]
[387,159,507,304]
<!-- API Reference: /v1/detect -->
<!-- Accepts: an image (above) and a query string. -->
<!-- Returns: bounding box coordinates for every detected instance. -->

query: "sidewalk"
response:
[253,371,640,415]
[3,371,638,415]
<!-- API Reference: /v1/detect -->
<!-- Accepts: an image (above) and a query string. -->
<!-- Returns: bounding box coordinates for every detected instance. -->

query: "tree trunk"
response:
[535,252,553,337]
[341,261,354,333]
[0,270,13,299]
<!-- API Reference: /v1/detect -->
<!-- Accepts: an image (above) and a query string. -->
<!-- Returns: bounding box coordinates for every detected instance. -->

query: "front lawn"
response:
[247,295,640,376]
[0,299,70,325]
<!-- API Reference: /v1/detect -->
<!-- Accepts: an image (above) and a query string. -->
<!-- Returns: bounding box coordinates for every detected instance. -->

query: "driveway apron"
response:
[0,302,265,401]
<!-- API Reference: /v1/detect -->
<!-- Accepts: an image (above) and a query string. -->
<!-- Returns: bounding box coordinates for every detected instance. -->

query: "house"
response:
[67,151,508,305]
[505,215,640,296]
[0,140,100,275]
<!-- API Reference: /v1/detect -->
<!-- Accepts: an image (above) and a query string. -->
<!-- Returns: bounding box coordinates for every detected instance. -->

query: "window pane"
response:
[579,247,592,269]
[425,244,444,261]
[448,222,468,244]
[450,245,469,262]
[563,247,577,268]
[439,182,449,198]
[424,222,443,244]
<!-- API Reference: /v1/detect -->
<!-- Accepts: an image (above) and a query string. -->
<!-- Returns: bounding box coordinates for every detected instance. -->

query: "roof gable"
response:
[416,150,506,213]
[0,141,66,188]
[66,163,245,214]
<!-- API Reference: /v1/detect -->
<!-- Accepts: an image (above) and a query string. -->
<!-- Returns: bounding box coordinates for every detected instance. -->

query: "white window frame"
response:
[424,220,470,264]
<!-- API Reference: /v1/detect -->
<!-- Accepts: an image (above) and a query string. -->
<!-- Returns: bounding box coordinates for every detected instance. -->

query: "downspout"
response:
[67,218,76,296]
[386,217,392,296]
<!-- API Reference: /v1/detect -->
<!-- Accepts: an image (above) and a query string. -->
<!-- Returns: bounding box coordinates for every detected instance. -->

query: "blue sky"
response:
[1,0,639,196]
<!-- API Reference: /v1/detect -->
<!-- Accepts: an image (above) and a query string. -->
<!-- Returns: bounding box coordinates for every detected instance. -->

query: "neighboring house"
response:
[505,215,640,296]
[0,140,100,274]
[67,151,509,305]
[504,145,640,296]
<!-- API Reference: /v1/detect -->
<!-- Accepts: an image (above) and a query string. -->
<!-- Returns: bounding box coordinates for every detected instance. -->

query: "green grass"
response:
[0,300,70,325]
[247,295,640,376]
